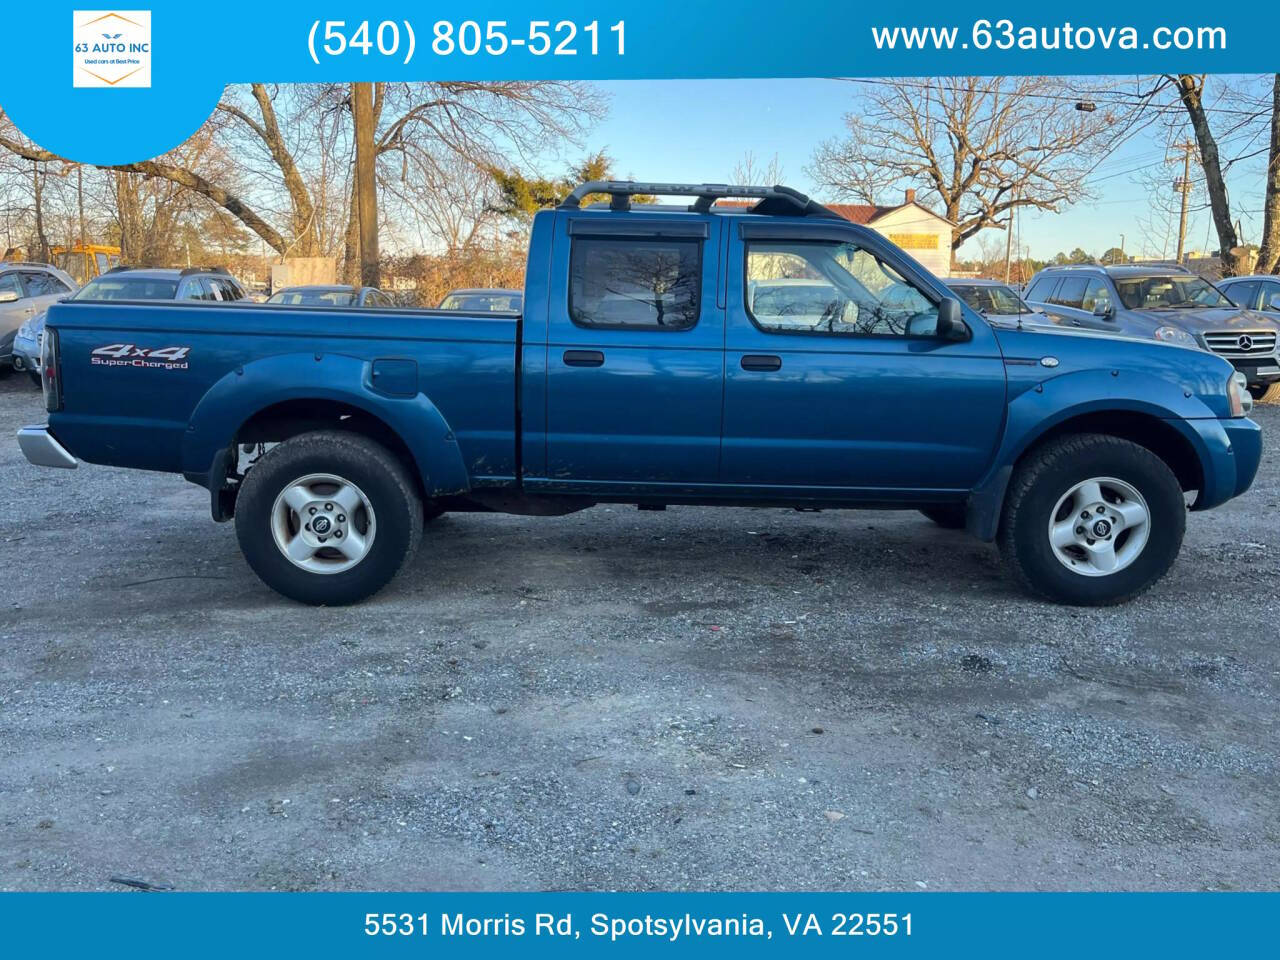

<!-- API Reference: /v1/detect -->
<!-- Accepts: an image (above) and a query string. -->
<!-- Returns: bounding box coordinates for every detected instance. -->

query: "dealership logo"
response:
[73,11,151,88]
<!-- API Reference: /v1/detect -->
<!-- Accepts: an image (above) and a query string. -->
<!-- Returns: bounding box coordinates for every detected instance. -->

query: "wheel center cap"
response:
[1092,519,1112,538]
[312,515,332,535]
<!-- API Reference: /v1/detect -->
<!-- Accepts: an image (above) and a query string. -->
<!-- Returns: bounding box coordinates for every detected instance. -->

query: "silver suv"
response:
[0,262,77,373]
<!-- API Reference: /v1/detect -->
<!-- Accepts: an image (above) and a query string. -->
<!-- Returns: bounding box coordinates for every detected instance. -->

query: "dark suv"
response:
[1024,264,1280,398]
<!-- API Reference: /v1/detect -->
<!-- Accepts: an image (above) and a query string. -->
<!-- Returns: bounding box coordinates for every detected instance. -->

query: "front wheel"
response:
[1248,382,1280,403]
[234,431,422,605]
[998,434,1185,606]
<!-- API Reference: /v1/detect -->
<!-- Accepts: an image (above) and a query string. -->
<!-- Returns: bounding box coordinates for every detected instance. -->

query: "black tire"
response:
[234,431,422,605]
[998,434,1185,606]
[28,371,42,389]
[920,504,967,529]
[1248,382,1280,403]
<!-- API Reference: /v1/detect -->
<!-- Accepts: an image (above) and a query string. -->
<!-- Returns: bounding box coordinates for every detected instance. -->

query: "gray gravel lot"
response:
[0,374,1277,892]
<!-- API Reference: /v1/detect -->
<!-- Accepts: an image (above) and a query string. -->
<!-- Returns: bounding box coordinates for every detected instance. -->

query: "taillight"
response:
[41,327,62,413]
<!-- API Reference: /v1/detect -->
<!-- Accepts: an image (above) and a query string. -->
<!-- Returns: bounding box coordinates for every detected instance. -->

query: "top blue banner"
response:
[0,1,1271,164]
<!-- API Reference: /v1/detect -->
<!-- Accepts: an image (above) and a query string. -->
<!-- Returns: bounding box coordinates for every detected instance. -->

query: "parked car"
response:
[1215,274,1280,401]
[268,285,394,308]
[1022,264,1280,400]
[19,181,1260,608]
[0,262,77,375]
[438,288,523,312]
[14,267,248,385]
[944,279,1049,326]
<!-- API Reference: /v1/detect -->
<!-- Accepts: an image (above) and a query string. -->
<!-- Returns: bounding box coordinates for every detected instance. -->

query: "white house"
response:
[827,190,955,277]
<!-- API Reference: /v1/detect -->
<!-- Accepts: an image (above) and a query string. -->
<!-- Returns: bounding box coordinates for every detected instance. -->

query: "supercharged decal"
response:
[91,343,191,369]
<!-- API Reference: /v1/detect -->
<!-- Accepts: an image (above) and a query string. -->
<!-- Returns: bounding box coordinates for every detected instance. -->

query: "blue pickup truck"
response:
[17,182,1262,607]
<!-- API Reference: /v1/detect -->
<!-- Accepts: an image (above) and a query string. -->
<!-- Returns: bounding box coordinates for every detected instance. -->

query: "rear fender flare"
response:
[179,352,470,497]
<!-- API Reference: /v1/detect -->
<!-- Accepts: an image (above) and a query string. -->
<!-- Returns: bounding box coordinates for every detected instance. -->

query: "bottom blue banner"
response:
[0,892,1270,957]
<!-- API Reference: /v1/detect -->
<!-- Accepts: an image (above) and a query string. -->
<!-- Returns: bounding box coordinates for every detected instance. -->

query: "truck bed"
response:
[46,300,521,488]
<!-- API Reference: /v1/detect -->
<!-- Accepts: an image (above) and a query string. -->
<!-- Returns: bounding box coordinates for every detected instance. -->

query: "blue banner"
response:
[0,2,1269,164]
[0,892,1274,956]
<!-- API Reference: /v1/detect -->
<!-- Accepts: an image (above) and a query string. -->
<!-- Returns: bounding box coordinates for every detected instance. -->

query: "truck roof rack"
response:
[558,181,842,219]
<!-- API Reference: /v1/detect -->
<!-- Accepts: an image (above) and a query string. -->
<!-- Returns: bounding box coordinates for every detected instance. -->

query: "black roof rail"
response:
[557,181,842,219]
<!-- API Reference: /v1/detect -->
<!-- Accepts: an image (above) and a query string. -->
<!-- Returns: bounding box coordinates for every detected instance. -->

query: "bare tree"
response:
[730,151,785,186]
[808,77,1144,251]
[1,79,602,264]
[1256,76,1280,273]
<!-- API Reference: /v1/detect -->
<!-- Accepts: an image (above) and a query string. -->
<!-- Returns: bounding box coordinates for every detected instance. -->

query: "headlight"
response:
[17,317,33,339]
[1154,325,1197,347]
[1227,371,1252,418]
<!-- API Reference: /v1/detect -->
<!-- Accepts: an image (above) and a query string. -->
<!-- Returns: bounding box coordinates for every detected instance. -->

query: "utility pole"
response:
[351,82,380,289]
[1003,194,1016,284]
[77,165,87,282]
[1173,140,1195,264]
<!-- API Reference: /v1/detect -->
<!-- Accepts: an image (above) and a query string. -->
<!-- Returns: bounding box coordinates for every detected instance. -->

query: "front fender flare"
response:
[179,352,471,498]
[967,368,1220,541]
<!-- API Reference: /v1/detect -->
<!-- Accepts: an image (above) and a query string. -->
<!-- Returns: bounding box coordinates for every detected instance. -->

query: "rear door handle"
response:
[563,350,605,367]
[740,354,782,372]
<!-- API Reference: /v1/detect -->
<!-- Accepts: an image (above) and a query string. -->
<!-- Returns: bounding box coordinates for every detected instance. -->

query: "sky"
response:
[570,78,1267,264]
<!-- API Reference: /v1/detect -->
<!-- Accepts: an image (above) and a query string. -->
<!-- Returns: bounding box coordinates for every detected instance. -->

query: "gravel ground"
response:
[1,374,1277,892]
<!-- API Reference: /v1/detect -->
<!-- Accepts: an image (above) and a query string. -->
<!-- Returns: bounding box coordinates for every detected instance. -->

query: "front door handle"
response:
[563,349,605,368]
[740,354,782,372]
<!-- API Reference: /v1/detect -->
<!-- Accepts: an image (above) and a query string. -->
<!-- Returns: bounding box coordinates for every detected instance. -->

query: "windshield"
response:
[950,284,1031,316]
[1114,275,1231,310]
[268,289,356,306]
[72,277,177,300]
[439,292,521,311]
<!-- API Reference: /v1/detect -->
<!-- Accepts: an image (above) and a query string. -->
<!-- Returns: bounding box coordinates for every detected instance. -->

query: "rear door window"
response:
[569,237,702,330]
[1049,277,1088,309]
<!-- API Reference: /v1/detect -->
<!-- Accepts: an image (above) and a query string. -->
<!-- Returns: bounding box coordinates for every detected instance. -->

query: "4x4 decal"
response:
[90,343,191,369]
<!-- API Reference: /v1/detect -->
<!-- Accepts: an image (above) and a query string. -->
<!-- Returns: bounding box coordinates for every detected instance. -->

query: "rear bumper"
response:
[16,425,78,469]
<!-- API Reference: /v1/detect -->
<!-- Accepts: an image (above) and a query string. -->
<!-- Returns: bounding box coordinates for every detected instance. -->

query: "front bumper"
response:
[1225,354,1280,386]
[17,425,78,469]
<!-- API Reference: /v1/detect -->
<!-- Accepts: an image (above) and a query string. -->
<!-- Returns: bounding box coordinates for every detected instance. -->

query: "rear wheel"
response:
[998,434,1185,606]
[234,431,422,605]
[919,504,966,529]
[1248,382,1280,403]
[28,371,42,388]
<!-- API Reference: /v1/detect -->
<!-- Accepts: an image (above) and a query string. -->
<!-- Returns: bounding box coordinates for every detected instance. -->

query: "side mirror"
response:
[1093,302,1116,319]
[936,297,968,340]
[0,289,18,304]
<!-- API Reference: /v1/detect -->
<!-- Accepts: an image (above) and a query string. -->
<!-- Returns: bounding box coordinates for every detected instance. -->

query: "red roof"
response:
[826,203,895,225]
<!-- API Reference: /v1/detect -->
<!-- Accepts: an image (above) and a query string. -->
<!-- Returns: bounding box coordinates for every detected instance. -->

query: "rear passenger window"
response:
[1024,276,1058,303]
[1050,277,1088,308]
[569,237,701,330]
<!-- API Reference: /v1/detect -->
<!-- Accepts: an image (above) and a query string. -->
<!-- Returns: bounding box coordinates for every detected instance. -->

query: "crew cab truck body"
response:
[19,182,1263,606]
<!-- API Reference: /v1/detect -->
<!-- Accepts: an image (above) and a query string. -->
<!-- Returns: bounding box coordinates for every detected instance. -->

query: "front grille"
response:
[1203,329,1278,357]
